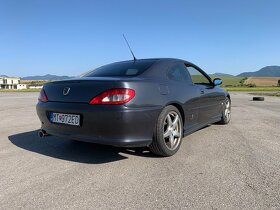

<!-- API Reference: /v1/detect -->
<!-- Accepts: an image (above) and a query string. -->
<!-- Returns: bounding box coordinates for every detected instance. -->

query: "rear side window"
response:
[167,63,192,83]
[83,60,155,77]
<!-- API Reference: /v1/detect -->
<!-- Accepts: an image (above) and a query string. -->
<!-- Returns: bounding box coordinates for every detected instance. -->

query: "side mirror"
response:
[213,78,222,86]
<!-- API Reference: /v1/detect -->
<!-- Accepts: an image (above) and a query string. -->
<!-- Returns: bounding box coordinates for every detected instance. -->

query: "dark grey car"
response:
[36,58,231,156]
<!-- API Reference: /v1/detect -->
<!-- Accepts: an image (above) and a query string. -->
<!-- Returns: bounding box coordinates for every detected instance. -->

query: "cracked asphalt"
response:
[0,92,280,209]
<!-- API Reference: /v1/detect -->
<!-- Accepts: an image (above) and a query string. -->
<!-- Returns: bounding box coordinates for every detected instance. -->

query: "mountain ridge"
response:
[211,73,234,77]
[237,66,280,77]
[3,65,280,80]
[21,74,74,80]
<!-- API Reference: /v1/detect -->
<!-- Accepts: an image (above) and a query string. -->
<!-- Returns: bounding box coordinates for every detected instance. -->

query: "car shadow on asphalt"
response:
[8,130,158,164]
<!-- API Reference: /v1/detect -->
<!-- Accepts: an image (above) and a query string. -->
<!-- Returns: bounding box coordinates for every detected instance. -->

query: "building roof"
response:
[0,77,20,80]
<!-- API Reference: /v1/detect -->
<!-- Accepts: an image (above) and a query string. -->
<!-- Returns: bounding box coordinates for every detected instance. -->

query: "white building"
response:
[0,77,27,89]
[17,84,28,89]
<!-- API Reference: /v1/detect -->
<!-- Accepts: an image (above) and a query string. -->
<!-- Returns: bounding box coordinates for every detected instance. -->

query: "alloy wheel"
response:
[163,111,182,150]
[224,98,231,121]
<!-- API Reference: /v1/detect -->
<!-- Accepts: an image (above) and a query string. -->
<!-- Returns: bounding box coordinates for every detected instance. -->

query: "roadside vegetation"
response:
[1,77,280,92]
[210,76,280,92]
[210,76,245,87]
[248,92,280,97]
[224,87,280,91]
[0,89,41,92]
[20,80,48,85]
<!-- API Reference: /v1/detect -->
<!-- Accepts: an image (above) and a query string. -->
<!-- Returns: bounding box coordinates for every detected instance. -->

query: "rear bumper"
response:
[36,102,162,147]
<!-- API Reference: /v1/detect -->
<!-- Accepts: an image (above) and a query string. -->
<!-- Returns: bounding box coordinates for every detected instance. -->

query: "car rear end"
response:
[36,60,163,147]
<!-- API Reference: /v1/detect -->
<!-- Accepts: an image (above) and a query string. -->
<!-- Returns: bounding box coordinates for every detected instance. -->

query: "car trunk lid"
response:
[43,78,116,103]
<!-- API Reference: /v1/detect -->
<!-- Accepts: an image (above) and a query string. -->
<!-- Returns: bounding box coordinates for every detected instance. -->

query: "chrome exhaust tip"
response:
[38,129,49,138]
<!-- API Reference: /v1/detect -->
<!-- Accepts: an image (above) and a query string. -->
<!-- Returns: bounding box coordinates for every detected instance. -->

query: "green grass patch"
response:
[0,89,41,92]
[248,92,280,97]
[210,76,245,87]
[224,87,280,91]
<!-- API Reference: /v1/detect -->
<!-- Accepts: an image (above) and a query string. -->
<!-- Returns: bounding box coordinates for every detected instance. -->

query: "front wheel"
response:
[218,97,231,124]
[149,105,183,157]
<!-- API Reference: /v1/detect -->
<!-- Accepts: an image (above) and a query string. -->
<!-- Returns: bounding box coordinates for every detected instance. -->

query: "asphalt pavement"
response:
[0,92,280,209]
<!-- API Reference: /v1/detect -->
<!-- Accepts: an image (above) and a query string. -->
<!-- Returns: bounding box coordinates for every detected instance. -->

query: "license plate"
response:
[50,112,80,126]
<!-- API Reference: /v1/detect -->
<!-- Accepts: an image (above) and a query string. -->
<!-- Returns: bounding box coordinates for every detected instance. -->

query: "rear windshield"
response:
[83,60,155,77]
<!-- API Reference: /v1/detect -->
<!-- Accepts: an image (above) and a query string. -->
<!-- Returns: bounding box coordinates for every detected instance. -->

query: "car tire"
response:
[218,97,231,125]
[149,105,183,157]
[253,97,264,101]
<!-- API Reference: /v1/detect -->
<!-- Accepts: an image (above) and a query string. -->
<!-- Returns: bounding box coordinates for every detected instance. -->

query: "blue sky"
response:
[0,0,279,77]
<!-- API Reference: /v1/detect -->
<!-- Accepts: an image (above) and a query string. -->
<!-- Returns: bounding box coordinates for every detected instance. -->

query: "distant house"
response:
[0,77,27,89]
[17,84,28,89]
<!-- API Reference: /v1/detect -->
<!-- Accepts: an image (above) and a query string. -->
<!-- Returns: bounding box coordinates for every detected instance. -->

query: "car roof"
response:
[108,58,191,64]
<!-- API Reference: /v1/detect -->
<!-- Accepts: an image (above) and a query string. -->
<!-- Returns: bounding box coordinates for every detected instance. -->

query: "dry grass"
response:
[225,87,280,91]
[0,89,41,92]
[245,77,280,86]
[20,80,47,85]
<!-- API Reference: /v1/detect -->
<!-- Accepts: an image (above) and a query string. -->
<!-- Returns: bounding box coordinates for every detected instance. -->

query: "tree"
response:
[278,80,280,87]
[239,77,247,86]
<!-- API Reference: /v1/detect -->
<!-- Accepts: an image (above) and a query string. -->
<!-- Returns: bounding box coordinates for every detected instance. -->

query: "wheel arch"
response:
[226,93,231,100]
[165,102,185,126]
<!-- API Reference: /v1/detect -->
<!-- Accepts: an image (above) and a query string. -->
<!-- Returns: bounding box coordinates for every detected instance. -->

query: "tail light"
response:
[38,88,48,102]
[89,88,135,105]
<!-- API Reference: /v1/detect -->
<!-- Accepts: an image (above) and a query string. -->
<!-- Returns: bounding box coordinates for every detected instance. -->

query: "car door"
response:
[166,62,201,131]
[185,64,223,124]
